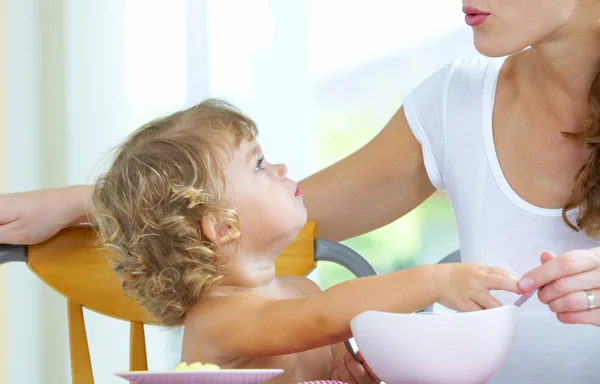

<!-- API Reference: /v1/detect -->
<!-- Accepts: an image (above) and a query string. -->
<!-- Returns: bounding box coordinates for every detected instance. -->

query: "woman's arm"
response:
[330,345,379,384]
[0,185,93,244]
[0,106,427,245]
[299,106,434,242]
[68,185,94,225]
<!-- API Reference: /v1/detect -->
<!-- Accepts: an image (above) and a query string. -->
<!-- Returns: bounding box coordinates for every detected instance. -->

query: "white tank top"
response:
[404,56,600,383]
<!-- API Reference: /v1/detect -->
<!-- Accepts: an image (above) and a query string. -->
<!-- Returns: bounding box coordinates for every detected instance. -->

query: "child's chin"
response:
[286,218,307,238]
[297,211,308,227]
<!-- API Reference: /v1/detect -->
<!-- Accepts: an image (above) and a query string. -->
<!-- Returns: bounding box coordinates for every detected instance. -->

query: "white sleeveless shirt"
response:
[404,56,600,383]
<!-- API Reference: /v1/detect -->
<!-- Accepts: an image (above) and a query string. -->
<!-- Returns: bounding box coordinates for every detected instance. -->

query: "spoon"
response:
[344,339,363,363]
[514,289,538,307]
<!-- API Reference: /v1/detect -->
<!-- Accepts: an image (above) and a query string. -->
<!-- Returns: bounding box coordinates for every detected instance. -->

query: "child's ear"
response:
[200,216,240,245]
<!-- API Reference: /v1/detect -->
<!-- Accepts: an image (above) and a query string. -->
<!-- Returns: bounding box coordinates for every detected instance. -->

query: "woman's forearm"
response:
[66,185,95,226]
[299,107,434,242]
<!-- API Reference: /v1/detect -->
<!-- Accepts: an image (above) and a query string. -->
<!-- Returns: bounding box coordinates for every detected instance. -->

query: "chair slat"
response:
[130,322,148,372]
[67,299,94,384]
[274,222,317,276]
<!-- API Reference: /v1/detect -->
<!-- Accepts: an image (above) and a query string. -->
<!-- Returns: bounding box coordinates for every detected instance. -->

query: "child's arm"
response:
[192,263,521,357]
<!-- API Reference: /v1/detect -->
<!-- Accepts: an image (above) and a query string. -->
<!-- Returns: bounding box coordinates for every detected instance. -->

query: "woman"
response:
[1,1,599,382]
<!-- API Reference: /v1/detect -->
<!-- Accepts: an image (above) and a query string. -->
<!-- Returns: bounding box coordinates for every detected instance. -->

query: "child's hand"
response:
[331,353,380,384]
[432,263,522,312]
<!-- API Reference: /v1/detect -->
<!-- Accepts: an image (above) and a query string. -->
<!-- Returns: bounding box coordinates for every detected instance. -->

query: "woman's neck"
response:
[519,21,600,132]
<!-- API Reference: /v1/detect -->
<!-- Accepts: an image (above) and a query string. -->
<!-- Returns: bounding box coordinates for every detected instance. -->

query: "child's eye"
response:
[255,157,265,172]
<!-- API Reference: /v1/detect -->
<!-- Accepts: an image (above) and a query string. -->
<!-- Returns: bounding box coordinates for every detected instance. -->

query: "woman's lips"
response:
[463,6,490,27]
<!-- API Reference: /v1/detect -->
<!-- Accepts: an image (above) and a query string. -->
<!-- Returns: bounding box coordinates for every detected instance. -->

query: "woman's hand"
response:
[432,263,522,312]
[0,185,91,244]
[331,353,380,384]
[518,250,600,326]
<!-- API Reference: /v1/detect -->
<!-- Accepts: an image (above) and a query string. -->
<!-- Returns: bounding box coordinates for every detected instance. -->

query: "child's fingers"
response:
[483,273,522,294]
[484,266,515,277]
[471,290,502,310]
[456,300,485,312]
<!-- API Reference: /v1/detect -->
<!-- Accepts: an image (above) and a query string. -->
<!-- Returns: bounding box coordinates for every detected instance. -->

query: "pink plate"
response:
[114,369,284,384]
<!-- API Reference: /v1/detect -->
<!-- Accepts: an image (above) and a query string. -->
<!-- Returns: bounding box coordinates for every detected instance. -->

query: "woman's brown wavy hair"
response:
[564,68,600,236]
[90,99,257,327]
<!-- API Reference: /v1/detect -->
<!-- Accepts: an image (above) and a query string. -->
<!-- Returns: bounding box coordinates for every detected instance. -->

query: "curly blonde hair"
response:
[90,99,258,327]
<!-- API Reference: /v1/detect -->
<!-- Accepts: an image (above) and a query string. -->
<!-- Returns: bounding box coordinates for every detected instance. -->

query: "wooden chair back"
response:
[27,222,318,383]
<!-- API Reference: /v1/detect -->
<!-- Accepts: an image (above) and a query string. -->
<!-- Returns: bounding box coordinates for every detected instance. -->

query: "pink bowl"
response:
[350,305,518,384]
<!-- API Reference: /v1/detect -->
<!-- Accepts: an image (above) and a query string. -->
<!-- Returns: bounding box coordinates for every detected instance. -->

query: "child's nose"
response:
[276,163,288,179]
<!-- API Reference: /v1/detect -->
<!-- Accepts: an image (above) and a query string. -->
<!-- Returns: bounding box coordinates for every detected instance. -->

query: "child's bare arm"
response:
[193,263,520,358]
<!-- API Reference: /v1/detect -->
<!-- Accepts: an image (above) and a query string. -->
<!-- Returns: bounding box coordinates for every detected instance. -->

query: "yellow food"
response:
[174,362,221,371]
[174,362,188,370]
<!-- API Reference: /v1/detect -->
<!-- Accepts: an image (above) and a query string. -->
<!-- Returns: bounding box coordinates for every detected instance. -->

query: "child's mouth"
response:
[295,185,303,197]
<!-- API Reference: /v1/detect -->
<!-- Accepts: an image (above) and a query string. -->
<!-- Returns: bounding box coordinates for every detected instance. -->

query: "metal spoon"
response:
[344,339,363,363]
[514,289,538,307]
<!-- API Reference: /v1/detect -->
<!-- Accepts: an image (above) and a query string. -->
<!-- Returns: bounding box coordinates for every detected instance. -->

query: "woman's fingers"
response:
[331,368,341,382]
[332,353,381,384]
[548,288,599,313]
[538,269,600,304]
[519,250,600,292]
[336,358,359,384]
[556,308,600,327]
[344,355,376,384]
[357,352,381,382]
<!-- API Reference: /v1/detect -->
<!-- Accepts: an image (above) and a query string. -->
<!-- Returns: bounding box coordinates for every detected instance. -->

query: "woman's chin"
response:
[473,35,530,58]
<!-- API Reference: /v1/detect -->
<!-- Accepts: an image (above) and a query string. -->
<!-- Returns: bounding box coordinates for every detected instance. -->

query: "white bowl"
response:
[350,305,518,384]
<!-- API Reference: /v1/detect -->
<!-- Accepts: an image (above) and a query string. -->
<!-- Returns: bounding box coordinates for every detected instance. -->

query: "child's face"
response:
[224,139,307,254]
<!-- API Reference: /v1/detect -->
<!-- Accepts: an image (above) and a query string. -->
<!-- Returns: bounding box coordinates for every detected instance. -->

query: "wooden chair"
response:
[0,221,376,384]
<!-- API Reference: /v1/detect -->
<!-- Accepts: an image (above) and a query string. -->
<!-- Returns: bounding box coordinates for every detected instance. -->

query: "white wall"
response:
[2,1,314,383]
[3,0,193,382]
[206,0,315,180]
[2,1,473,381]
[4,0,48,382]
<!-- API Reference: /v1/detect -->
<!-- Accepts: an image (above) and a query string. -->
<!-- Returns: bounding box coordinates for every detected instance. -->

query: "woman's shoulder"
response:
[406,55,503,110]
[445,55,505,84]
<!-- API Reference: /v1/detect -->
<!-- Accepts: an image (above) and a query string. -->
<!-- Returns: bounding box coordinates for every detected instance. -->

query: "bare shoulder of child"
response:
[277,275,322,297]
[180,276,331,384]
